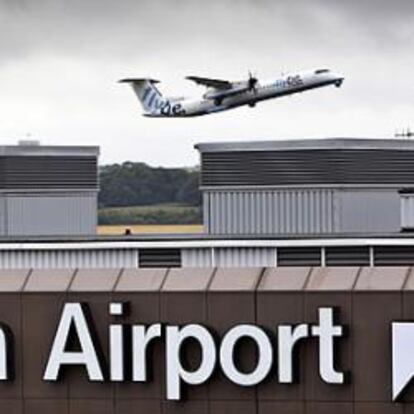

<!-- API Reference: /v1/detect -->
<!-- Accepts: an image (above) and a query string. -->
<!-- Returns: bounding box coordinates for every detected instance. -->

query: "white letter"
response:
[166,324,216,400]
[132,324,162,382]
[0,325,10,380]
[43,303,104,381]
[278,324,309,383]
[220,325,272,386]
[109,303,124,382]
[392,322,414,400]
[311,307,344,384]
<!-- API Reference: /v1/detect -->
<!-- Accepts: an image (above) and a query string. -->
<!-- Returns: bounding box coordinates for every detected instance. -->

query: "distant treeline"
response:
[99,162,201,208]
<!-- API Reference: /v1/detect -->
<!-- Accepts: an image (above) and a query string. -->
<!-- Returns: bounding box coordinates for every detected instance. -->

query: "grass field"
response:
[98,224,204,235]
[98,203,202,226]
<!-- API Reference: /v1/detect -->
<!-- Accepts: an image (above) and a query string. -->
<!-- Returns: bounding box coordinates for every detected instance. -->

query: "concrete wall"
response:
[0,266,413,413]
[0,192,97,236]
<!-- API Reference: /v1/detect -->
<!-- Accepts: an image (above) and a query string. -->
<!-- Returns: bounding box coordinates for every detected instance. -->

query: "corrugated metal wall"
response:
[201,149,414,186]
[0,249,137,269]
[204,189,337,234]
[215,247,276,267]
[4,193,97,236]
[0,155,97,189]
[182,248,212,267]
[182,248,277,267]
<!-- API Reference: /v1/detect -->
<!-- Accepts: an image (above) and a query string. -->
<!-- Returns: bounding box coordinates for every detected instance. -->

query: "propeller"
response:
[247,71,258,92]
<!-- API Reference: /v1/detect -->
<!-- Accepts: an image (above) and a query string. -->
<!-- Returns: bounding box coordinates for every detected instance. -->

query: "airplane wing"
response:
[186,76,232,90]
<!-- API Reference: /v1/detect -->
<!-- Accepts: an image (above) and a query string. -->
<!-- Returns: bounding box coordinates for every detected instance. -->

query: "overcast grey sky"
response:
[0,0,413,166]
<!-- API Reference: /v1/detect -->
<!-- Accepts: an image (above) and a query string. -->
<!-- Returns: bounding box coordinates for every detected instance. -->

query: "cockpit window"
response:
[315,69,330,74]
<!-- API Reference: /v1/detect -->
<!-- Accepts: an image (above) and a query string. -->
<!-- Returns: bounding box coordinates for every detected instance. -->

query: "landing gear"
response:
[248,102,256,108]
[335,80,343,88]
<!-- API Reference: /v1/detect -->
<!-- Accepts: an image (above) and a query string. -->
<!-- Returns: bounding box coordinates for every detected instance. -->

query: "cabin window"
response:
[315,69,329,74]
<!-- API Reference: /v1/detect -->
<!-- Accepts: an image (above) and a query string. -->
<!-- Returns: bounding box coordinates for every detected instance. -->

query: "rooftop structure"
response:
[196,138,414,235]
[0,142,99,236]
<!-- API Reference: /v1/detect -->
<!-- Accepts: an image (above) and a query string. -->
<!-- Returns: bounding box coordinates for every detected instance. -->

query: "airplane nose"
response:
[334,74,345,88]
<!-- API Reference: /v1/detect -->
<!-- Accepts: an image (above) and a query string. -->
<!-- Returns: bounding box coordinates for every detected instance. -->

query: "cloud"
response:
[0,0,413,166]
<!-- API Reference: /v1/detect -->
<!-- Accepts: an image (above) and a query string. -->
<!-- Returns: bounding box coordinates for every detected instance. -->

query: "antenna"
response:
[395,127,414,139]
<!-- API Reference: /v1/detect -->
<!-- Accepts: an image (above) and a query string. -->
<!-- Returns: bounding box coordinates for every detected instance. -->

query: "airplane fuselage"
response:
[144,69,344,117]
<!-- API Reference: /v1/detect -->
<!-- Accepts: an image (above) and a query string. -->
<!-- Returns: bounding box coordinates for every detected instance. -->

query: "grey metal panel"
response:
[277,247,322,266]
[374,247,414,266]
[0,195,5,236]
[338,189,400,233]
[0,248,137,269]
[325,247,370,266]
[182,248,212,267]
[205,189,336,235]
[401,194,414,229]
[200,149,414,187]
[0,156,97,189]
[5,193,97,236]
[215,247,276,267]
[138,249,181,268]
[202,193,210,233]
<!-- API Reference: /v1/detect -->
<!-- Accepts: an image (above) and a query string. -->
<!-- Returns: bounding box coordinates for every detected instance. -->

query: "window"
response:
[315,69,330,74]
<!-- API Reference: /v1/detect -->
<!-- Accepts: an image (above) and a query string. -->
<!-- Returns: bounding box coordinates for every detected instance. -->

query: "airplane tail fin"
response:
[119,78,164,114]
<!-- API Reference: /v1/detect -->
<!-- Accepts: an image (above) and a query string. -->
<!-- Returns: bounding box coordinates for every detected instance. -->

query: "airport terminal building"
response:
[1,138,414,413]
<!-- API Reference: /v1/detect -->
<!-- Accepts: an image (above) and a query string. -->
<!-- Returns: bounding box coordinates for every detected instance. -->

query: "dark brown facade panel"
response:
[355,266,410,290]
[115,268,168,292]
[115,400,161,414]
[258,401,304,414]
[112,290,163,400]
[352,293,401,401]
[24,269,76,292]
[209,267,264,291]
[256,292,305,401]
[208,399,256,414]
[21,293,69,400]
[207,289,257,400]
[305,402,353,414]
[0,399,23,414]
[69,399,114,414]
[162,400,208,414]
[258,267,310,291]
[70,269,122,292]
[0,294,22,400]
[306,267,360,291]
[160,289,208,401]
[354,402,403,414]
[0,269,30,292]
[66,294,114,400]
[303,292,353,402]
[24,399,69,414]
[162,268,215,291]
[1,267,414,413]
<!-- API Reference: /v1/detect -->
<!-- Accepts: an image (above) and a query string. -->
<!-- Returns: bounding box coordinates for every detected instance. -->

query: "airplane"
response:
[119,68,344,118]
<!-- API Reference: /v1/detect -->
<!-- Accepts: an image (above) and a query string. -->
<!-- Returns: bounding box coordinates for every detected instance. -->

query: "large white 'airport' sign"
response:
[0,302,412,401]
[42,303,345,400]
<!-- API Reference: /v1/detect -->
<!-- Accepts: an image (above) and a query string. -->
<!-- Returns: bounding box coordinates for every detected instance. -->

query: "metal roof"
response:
[195,138,414,153]
[0,144,99,157]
